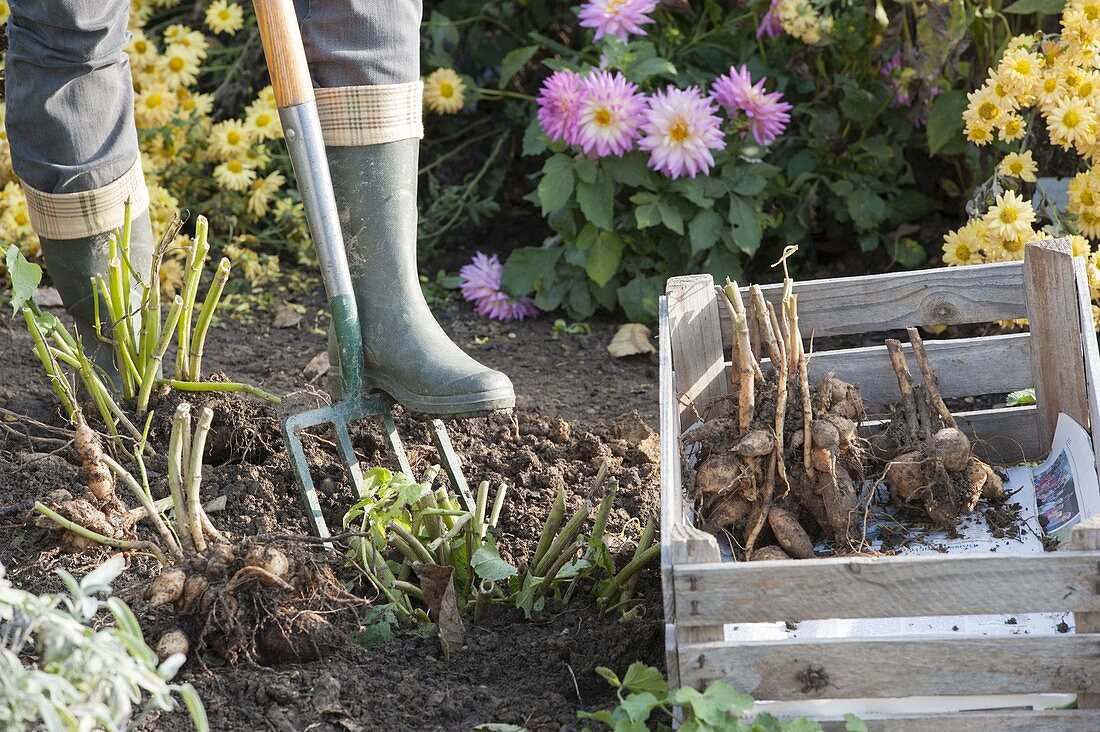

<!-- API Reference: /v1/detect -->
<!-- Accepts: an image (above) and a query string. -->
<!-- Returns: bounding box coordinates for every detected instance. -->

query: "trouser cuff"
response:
[316,81,424,146]
[21,159,150,241]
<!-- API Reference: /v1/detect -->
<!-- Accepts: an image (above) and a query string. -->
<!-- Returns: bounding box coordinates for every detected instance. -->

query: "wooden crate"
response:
[659,240,1100,730]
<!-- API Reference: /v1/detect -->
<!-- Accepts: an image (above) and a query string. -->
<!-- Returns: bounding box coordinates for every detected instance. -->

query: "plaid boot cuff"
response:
[315,81,424,147]
[21,159,150,241]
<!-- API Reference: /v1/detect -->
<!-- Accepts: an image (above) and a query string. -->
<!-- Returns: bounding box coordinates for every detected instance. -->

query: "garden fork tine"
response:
[255,0,470,540]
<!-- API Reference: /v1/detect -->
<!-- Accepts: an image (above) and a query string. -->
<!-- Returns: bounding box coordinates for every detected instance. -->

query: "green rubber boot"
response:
[326,138,515,416]
[39,210,154,377]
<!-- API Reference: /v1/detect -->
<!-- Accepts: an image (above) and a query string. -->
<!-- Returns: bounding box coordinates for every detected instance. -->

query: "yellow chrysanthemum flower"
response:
[983,190,1037,242]
[213,158,256,192]
[964,87,1008,129]
[998,113,1027,142]
[997,48,1044,98]
[245,104,281,141]
[209,119,253,161]
[165,25,209,59]
[157,47,201,89]
[964,120,994,145]
[206,0,245,35]
[1068,234,1093,258]
[134,84,177,127]
[131,0,156,28]
[997,151,1038,182]
[1047,96,1096,149]
[1078,209,1100,239]
[176,88,215,118]
[424,69,467,115]
[127,30,159,71]
[248,171,286,218]
[942,227,984,266]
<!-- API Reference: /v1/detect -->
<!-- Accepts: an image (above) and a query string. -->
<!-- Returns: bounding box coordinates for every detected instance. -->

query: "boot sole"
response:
[366,374,515,418]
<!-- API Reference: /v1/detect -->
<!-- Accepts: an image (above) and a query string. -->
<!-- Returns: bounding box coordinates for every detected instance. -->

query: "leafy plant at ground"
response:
[343,466,655,640]
[0,556,207,731]
[579,662,867,732]
[7,206,278,462]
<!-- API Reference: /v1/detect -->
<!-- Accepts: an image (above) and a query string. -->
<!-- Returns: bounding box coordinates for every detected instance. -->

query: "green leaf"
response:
[602,153,654,188]
[844,714,869,732]
[577,173,615,230]
[6,244,43,315]
[658,199,684,234]
[538,155,575,215]
[727,198,762,255]
[1004,0,1064,12]
[689,209,724,255]
[501,247,563,296]
[576,223,599,251]
[627,56,677,85]
[891,237,927,268]
[575,158,599,185]
[634,203,660,229]
[724,166,769,196]
[179,683,210,732]
[926,90,968,155]
[617,276,663,324]
[847,188,888,230]
[585,231,623,287]
[498,45,540,89]
[620,692,661,723]
[671,178,714,209]
[522,114,548,157]
[472,725,528,732]
[839,83,883,126]
[1007,388,1036,406]
[471,545,518,581]
[595,666,622,688]
[621,662,669,697]
[783,718,824,732]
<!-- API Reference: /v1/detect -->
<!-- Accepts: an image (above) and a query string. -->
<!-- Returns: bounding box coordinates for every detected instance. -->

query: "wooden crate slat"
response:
[1069,516,1100,708]
[1023,239,1091,447]
[716,261,1026,344]
[658,295,724,659]
[807,333,1031,411]
[678,634,1100,698]
[666,275,730,425]
[818,710,1100,732]
[673,551,1100,625]
[858,405,1042,464]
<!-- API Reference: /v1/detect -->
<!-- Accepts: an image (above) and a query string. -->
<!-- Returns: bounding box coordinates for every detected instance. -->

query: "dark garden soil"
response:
[0,289,662,732]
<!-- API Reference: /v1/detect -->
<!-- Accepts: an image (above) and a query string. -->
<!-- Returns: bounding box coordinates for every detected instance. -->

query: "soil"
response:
[0,288,662,732]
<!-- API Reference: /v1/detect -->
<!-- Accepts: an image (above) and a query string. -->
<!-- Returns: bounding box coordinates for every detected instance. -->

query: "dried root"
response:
[692,258,869,560]
[881,328,1002,529]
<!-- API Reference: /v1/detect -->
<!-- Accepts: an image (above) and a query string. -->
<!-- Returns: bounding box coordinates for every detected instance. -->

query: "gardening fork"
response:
[253,0,475,540]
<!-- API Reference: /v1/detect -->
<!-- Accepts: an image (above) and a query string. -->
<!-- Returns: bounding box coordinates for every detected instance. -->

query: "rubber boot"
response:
[39,210,154,378]
[326,139,515,416]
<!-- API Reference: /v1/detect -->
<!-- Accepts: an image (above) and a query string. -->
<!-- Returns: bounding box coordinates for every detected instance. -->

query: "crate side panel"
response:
[679,634,1100,698]
[807,333,1031,411]
[859,406,1042,464]
[673,551,1100,625]
[716,261,1026,344]
[667,275,731,425]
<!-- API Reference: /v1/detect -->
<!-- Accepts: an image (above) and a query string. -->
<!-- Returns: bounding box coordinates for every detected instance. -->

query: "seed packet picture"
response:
[1034,449,1079,540]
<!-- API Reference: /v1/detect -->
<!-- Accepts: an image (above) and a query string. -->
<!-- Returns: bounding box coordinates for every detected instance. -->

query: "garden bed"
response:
[659,242,1100,729]
[0,293,663,731]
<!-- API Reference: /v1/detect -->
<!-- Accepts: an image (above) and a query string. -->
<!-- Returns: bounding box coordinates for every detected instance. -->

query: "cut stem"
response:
[184,407,214,554]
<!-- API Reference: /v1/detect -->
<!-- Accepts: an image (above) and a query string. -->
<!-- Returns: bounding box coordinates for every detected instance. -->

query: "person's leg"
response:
[297,0,514,415]
[7,0,153,370]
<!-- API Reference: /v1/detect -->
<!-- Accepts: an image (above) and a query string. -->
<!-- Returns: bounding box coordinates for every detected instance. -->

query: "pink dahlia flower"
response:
[638,86,726,179]
[537,70,584,144]
[459,252,539,321]
[711,65,792,146]
[757,0,783,39]
[575,71,647,158]
[578,0,659,42]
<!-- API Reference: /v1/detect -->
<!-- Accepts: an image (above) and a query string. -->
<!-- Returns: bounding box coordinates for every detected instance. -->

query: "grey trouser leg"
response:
[6,0,137,195]
[296,0,422,86]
